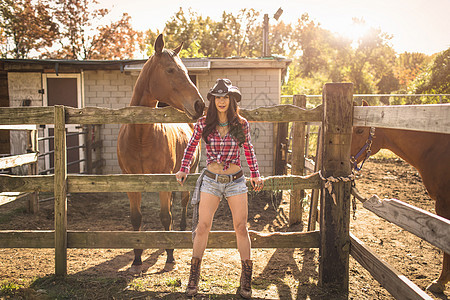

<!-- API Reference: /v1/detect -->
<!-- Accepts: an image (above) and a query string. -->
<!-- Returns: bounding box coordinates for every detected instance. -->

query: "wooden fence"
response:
[0,125,38,212]
[0,83,351,292]
[1,83,448,298]
[0,124,102,213]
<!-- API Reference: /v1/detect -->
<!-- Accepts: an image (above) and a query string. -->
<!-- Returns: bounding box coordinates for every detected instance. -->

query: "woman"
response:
[176,78,264,298]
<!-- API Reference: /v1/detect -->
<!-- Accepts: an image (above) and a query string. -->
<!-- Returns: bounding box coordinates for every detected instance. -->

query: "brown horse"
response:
[351,102,450,293]
[117,34,204,273]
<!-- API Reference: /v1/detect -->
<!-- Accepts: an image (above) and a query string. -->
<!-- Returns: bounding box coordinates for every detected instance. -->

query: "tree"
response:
[52,0,109,59]
[343,26,397,96]
[158,8,262,58]
[0,0,58,58]
[394,52,430,90]
[88,13,142,59]
[290,14,329,77]
[410,48,450,103]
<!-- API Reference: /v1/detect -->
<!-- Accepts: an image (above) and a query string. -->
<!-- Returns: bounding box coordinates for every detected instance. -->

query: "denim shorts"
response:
[200,170,248,199]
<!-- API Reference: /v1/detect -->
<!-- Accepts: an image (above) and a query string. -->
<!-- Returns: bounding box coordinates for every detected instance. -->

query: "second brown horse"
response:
[117,34,204,273]
[351,101,450,293]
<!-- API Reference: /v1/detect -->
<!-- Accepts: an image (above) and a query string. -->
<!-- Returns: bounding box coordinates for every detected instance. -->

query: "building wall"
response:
[196,68,281,177]
[5,66,282,177]
[83,70,138,174]
[84,68,281,176]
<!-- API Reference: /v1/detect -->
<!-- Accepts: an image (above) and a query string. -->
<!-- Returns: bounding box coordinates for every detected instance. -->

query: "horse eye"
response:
[355,128,364,134]
[166,68,175,74]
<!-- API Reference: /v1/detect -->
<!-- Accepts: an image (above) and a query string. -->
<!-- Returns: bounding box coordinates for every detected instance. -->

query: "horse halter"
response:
[351,127,376,171]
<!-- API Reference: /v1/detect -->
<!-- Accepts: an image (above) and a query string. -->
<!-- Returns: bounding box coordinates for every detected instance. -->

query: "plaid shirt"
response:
[180,116,260,178]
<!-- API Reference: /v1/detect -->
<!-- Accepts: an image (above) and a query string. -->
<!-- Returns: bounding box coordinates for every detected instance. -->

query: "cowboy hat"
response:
[207,78,242,102]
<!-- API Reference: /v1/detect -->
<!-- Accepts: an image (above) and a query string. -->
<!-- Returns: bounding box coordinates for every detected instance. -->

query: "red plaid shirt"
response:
[180,116,260,178]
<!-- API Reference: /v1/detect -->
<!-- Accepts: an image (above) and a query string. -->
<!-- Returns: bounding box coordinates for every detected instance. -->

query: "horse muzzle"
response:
[185,99,205,120]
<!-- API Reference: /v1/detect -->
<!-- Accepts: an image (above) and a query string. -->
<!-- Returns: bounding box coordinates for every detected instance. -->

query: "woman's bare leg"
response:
[192,192,220,258]
[227,193,251,260]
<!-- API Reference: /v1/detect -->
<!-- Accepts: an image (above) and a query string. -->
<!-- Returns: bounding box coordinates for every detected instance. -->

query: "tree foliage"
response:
[0,0,57,58]
[1,3,445,103]
[87,13,142,59]
[0,0,142,59]
[409,48,450,103]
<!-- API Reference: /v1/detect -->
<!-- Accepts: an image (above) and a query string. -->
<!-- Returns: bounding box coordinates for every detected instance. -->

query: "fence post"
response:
[85,125,93,174]
[307,125,322,231]
[27,128,39,213]
[290,95,307,226]
[319,83,353,292]
[54,105,67,276]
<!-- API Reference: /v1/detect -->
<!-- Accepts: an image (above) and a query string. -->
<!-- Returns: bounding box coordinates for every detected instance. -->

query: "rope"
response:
[318,170,355,205]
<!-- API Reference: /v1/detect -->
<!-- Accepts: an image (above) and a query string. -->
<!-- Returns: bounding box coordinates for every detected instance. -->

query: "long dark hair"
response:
[202,95,245,146]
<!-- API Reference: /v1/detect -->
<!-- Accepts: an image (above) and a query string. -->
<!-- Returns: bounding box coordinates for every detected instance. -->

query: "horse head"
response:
[350,101,383,170]
[137,34,205,120]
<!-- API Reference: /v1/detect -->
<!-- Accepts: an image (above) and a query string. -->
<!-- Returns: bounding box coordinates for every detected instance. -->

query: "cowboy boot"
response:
[239,259,253,299]
[186,257,202,297]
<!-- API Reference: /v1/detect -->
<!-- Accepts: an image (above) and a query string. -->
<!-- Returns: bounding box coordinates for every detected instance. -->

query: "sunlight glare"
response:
[342,17,370,47]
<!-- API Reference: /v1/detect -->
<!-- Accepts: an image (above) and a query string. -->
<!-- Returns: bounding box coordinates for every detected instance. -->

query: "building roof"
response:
[0,57,291,75]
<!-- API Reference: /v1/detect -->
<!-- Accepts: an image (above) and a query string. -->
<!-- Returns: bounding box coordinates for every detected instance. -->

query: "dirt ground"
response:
[0,157,449,299]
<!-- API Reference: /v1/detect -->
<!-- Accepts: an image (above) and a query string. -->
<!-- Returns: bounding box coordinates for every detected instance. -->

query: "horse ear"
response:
[154,34,164,54]
[173,42,183,55]
[362,100,369,106]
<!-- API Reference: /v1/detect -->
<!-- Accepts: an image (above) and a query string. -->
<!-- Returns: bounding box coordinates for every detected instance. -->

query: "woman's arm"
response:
[241,119,264,191]
[177,119,203,184]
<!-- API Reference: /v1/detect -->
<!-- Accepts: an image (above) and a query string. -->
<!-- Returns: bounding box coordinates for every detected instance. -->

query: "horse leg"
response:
[427,198,450,293]
[128,192,143,274]
[180,191,190,231]
[159,191,175,264]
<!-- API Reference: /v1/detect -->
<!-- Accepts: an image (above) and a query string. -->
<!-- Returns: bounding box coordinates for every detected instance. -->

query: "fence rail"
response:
[0,230,320,249]
[0,105,323,125]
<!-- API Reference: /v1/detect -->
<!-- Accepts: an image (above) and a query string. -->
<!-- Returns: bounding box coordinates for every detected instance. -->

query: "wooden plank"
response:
[0,230,54,248]
[0,105,322,125]
[28,129,39,213]
[290,95,307,226]
[319,83,353,291]
[350,233,433,300]
[0,173,322,193]
[0,192,28,206]
[0,153,37,169]
[0,229,320,249]
[0,175,53,192]
[67,173,322,193]
[242,104,323,123]
[308,126,322,231]
[54,105,67,276]
[0,107,54,125]
[65,105,323,124]
[273,122,288,175]
[362,195,450,254]
[353,104,450,134]
[85,125,93,174]
[0,125,38,130]
[67,230,320,249]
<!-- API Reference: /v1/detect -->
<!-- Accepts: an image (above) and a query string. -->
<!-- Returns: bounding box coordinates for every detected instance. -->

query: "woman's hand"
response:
[175,171,187,186]
[250,176,264,192]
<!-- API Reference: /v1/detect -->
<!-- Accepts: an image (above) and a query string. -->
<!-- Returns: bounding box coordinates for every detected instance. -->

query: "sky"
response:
[98,0,450,56]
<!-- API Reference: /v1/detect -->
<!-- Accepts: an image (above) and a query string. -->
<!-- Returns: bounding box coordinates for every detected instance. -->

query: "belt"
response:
[204,169,243,184]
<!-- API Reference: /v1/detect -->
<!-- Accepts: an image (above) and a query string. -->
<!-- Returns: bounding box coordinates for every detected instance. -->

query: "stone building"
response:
[0,57,290,177]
